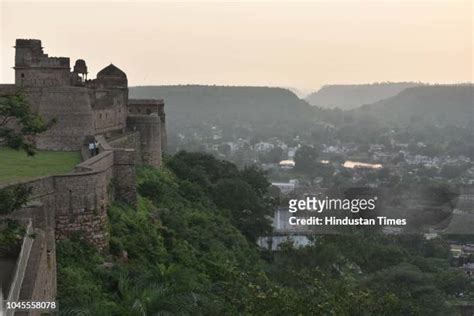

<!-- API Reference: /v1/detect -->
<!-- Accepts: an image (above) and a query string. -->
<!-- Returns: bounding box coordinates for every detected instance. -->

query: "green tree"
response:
[0,184,32,215]
[116,272,200,315]
[259,147,284,163]
[294,145,319,184]
[240,165,270,198]
[0,91,55,155]
[363,263,453,315]
[56,153,472,315]
[213,178,272,242]
[0,92,55,215]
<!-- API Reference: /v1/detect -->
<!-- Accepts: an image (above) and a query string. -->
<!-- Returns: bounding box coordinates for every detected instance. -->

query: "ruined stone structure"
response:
[0,39,167,313]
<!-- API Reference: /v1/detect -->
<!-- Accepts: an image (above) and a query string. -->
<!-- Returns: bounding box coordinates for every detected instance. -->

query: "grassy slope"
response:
[0,147,81,183]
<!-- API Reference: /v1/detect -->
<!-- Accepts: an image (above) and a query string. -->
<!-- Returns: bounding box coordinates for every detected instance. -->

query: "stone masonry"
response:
[0,39,168,310]
[3,38,166,158]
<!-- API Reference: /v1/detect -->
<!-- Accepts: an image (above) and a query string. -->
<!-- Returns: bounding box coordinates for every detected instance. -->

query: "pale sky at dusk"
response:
[1,1,472,94]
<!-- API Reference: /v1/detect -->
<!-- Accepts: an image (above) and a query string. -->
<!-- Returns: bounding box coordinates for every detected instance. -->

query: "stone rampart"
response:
[53,150,114,250]
[23,86,95,150]
[17,227,56,316]
[6,222,34,316]
[127,115,162,167]
[0,134,140,306]
[1,135,137,250]
[0,39,166,308]
[128,99,167,153]
[108,131,142,161]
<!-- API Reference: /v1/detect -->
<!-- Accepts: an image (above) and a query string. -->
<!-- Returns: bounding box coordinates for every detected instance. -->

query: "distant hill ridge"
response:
[129,85,312,122]
[130,84,473,134]
[129,85,315,139]
[354,84,474,127]
[305,82,422,110]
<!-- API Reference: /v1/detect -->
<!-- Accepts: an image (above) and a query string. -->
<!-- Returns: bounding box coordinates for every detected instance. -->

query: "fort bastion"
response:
[0,39,167,313]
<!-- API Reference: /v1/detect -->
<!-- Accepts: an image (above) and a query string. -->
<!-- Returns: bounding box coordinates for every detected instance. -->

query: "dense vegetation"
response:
[0,91,55,155]
[130,85,317,145]
[130,85,313,127]
[57,152,471,315]
[354,85,474,127]
[130,85,474,158]
[305,82,421,110]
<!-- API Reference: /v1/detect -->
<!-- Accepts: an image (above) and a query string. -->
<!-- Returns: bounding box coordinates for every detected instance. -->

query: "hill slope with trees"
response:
[130,85,317,141]
[56,152,472,315]
[353,85,474,127]
[305,82,421,110]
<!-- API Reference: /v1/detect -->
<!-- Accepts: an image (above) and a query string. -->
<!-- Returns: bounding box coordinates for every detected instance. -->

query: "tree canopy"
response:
[0,91,55,155]
[55,152,472,315]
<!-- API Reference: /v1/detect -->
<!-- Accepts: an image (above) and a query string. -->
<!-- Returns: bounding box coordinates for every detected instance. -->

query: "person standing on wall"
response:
[95,139,100,155]
[89,142,95,157]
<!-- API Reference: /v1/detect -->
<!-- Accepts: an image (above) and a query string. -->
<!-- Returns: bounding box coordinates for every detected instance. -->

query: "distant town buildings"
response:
[279,160,295,170]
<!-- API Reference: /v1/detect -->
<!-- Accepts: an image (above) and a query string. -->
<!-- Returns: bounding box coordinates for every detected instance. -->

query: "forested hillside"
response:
[57,152,470,315]
[354,85,474,127]
[129,85,317,141]
[305,82,421,110]
[130,85,311,121]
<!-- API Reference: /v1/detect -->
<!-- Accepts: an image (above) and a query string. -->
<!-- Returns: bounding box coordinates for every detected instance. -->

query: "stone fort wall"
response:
[16,84,129,151]
[128,99,167,153]
[1,136,137,249]
[8,39,135,152]
[1,40,165,164]
[23,86,95,150]
[0,39,167,307]
[127,115,162,167]
[14,39,70,88]
[92,86,128,136]
[0,134,139,305]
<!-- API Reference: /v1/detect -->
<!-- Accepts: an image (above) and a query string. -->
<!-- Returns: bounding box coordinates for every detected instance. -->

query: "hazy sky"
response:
[1,0,472,94]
